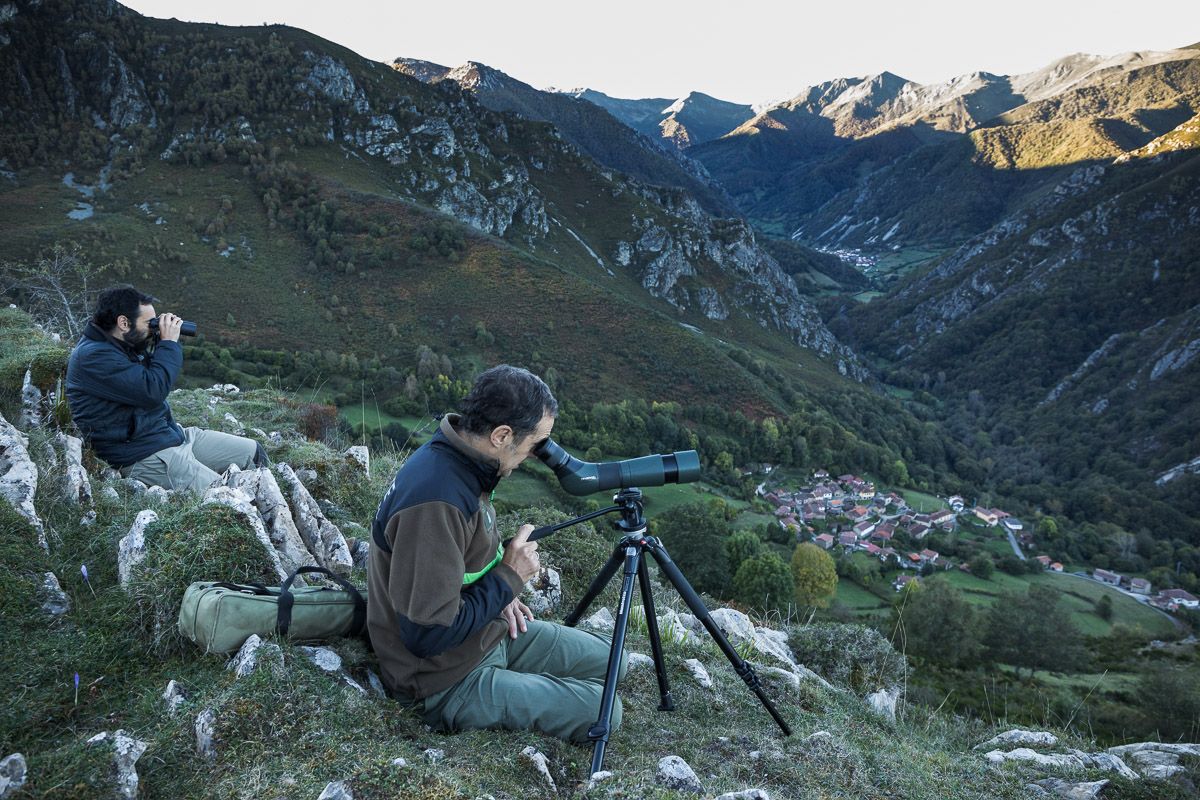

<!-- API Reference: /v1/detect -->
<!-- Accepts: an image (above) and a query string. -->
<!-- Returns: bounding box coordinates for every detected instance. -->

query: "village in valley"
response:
[760,469,1199,615]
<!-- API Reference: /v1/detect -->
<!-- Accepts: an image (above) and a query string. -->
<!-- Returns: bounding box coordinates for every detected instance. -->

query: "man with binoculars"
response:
[368,364,627,743]
[66,284,265,493]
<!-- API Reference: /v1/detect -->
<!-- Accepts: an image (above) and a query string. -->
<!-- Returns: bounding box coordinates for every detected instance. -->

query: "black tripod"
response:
[530,487,792,774]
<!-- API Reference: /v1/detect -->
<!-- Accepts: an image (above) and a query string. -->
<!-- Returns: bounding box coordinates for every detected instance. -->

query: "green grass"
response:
[900,489,946,512]
[835,579,891,611]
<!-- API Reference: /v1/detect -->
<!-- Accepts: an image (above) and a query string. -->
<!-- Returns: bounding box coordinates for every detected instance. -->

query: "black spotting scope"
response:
[534,437,701,496]
[148,317,198,337]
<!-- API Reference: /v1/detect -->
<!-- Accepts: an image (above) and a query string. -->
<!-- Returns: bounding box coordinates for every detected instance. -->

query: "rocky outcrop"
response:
[56,433,92,506]
[656,755,704,794]
[275,463,353,574]
[0,413,45,550]
[85,730,148,800]
[201,486,289,582]
[117,509,156,587]
[0,753,27,798]
[221,466,316,575]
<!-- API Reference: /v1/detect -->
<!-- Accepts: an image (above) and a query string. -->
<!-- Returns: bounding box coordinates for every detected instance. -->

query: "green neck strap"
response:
[463,490,501,585]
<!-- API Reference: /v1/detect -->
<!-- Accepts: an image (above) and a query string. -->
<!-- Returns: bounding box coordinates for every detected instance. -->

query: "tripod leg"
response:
[586,543,641,775]
[647,540,792,737]
[636,557,674,711]
[563,542,625,627]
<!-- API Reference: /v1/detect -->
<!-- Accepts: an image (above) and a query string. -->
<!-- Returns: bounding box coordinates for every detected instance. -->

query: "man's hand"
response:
[502,523,541,582]
[156,313,184,342]
[499,597,534,639]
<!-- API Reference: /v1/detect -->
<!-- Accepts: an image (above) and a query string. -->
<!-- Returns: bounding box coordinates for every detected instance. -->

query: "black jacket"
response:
[65,322,185,468]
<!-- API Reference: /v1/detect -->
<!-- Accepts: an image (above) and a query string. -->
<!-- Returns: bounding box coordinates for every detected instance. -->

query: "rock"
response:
[1069,750,1138,780]
[0,753,27,798]
[519,746,556,793]
[79,510,97,526]
[684,658,713,689]
[975,729,1060,751]
[85,730,147,800]
[298,645,342,673]
[227,634,279,678]
[632,606,698,645]
[144,485,170,504]
[222,412,245,435]
[39,572,71,616]
[1108,742,1200,759]
[985,749,1086,770]
[524,567,562,615]
[391,757,408,768]
[267,431,283,446]
[195,708,217,759]
[1143,765,1185,780]
[626,652,655,671]
[162,680,187,716]
[867,687,899,722]
[708,608,796,669]
[583,608,615,632]
[1032,778,1109,799]
[343,445,369,477]
[210,383,241,394]
[715,790,771,800]
[56,433,92,507]
[117,509,157,587]
[201,485,288,581]
[347,537,370,570]
[100,485,120,502]
[423,748,445,764]
[656,755,703,794]
[0,413,46,550]
[124,478,148,495]
[220,466,315,576]
[275,463,353,574]
[250,427,268,440]
[366,670,387,700]
[317,780,353,800]
[20,369,43,428]
[587,770,613,789]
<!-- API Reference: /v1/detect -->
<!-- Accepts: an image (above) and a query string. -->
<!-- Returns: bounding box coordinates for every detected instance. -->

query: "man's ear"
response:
[490,425,514,449]
[116,315,130,332]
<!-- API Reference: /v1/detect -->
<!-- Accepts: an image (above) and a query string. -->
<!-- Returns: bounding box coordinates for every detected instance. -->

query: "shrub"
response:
[788,622,909,692]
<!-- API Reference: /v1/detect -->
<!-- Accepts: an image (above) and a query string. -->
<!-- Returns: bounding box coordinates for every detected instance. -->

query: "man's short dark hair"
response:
[459,364,557,439]
[93,285,156,331]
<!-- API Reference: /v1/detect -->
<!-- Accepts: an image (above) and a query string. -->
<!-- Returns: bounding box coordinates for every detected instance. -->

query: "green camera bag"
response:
[178,566,367,654]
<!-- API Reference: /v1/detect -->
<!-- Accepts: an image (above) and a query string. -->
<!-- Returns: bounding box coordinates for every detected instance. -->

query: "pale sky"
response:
[121,0,1199,106]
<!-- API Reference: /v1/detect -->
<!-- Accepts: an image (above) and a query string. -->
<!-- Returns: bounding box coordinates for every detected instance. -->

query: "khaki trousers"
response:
[122,426,259,494]
[421,620,628,743]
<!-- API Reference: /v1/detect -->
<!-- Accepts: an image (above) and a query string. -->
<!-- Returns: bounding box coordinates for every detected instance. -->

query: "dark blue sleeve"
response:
[394,571,514,659]
[73,341,183,409]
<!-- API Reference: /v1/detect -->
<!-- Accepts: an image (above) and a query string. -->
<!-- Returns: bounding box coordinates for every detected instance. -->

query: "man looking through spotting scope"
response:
[368,364,627,742]
[66,284,266,494]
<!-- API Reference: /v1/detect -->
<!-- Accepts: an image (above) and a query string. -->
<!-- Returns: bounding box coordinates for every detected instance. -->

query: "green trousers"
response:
[421,620,628,743]
[122,426,259,494]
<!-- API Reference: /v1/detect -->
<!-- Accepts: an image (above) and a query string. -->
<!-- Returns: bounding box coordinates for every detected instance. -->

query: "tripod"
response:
[530,488,792,774]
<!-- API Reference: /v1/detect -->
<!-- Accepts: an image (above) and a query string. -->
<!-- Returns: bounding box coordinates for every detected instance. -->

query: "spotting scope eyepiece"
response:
[534,437,701,496]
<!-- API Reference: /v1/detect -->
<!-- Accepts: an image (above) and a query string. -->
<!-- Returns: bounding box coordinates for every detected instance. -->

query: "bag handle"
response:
[276,566,367,639]
[211,581,276,595]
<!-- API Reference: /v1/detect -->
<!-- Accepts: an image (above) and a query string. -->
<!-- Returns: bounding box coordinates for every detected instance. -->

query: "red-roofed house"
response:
[1035,555,1052,568]
[1050,562,1063,572]
[910,522,932,540]
[1129,578,1152,596]
[814,533,835,550]
[1160,589,1199,609]
[973,507,999,526]
[894,574,920,592]
[853,520,876,539]
[864,542,882,556]
[929,509,955,528]
[838,532,858,548]
[920,549,939,565]
[1094,568,1122,586]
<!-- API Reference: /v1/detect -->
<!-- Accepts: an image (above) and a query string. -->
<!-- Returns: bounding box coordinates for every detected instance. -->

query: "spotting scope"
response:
[534,438,701,496]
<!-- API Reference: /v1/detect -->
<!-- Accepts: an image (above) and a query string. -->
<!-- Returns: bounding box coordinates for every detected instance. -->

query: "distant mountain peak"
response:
[391,56,451,84]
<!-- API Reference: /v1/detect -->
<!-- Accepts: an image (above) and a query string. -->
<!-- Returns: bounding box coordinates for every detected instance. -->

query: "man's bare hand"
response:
[502,523,540,582]
[499,597,534,639]
[157,313,183,342]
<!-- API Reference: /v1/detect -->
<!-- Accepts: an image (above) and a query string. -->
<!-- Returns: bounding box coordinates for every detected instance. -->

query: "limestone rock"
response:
[347,536,370,570]
[298,645,343,673]
[632,606,698,646]
[100,486,120,502]
[985,749,1086,770]
[519,746,557,793]
[317,780,353,800]
[20,369,43,428]
[626,652,654,671]
[144,485,170,504]
[85,730,147,800]
[1068,750,1138,779]
[587,770,613,789]
[524,567,562,615]
[366,670,387,700]
[117,509,157,587]
[0,753,27,798]
[656,755,703,794]
[715,791,771,800]
[276,463,353,574]
[684,658,713,689]
[1108,742,1200,759]
[222,412,245,435]
[976,729,1060,751]
[708,608,796,669]
[195,708,217,759]
[221,466,315,576]
[162,680,187,716]
[0,413,46,550]
[201,485,288,581]
[1032,778,1109,799]
[227,634,280,678]
[56,433,92,506]
[124,478,148,495]
[39,572,71,616]
[423,748,445,764]
[343,445,369,477]
[1143,765,1185,780]
[79,510,97,526]
[867,687,900,722]
[210,383,241,394]
[583,607,614,632]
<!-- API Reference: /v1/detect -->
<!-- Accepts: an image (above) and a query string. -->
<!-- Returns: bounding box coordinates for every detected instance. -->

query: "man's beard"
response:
[121,328,151,350]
